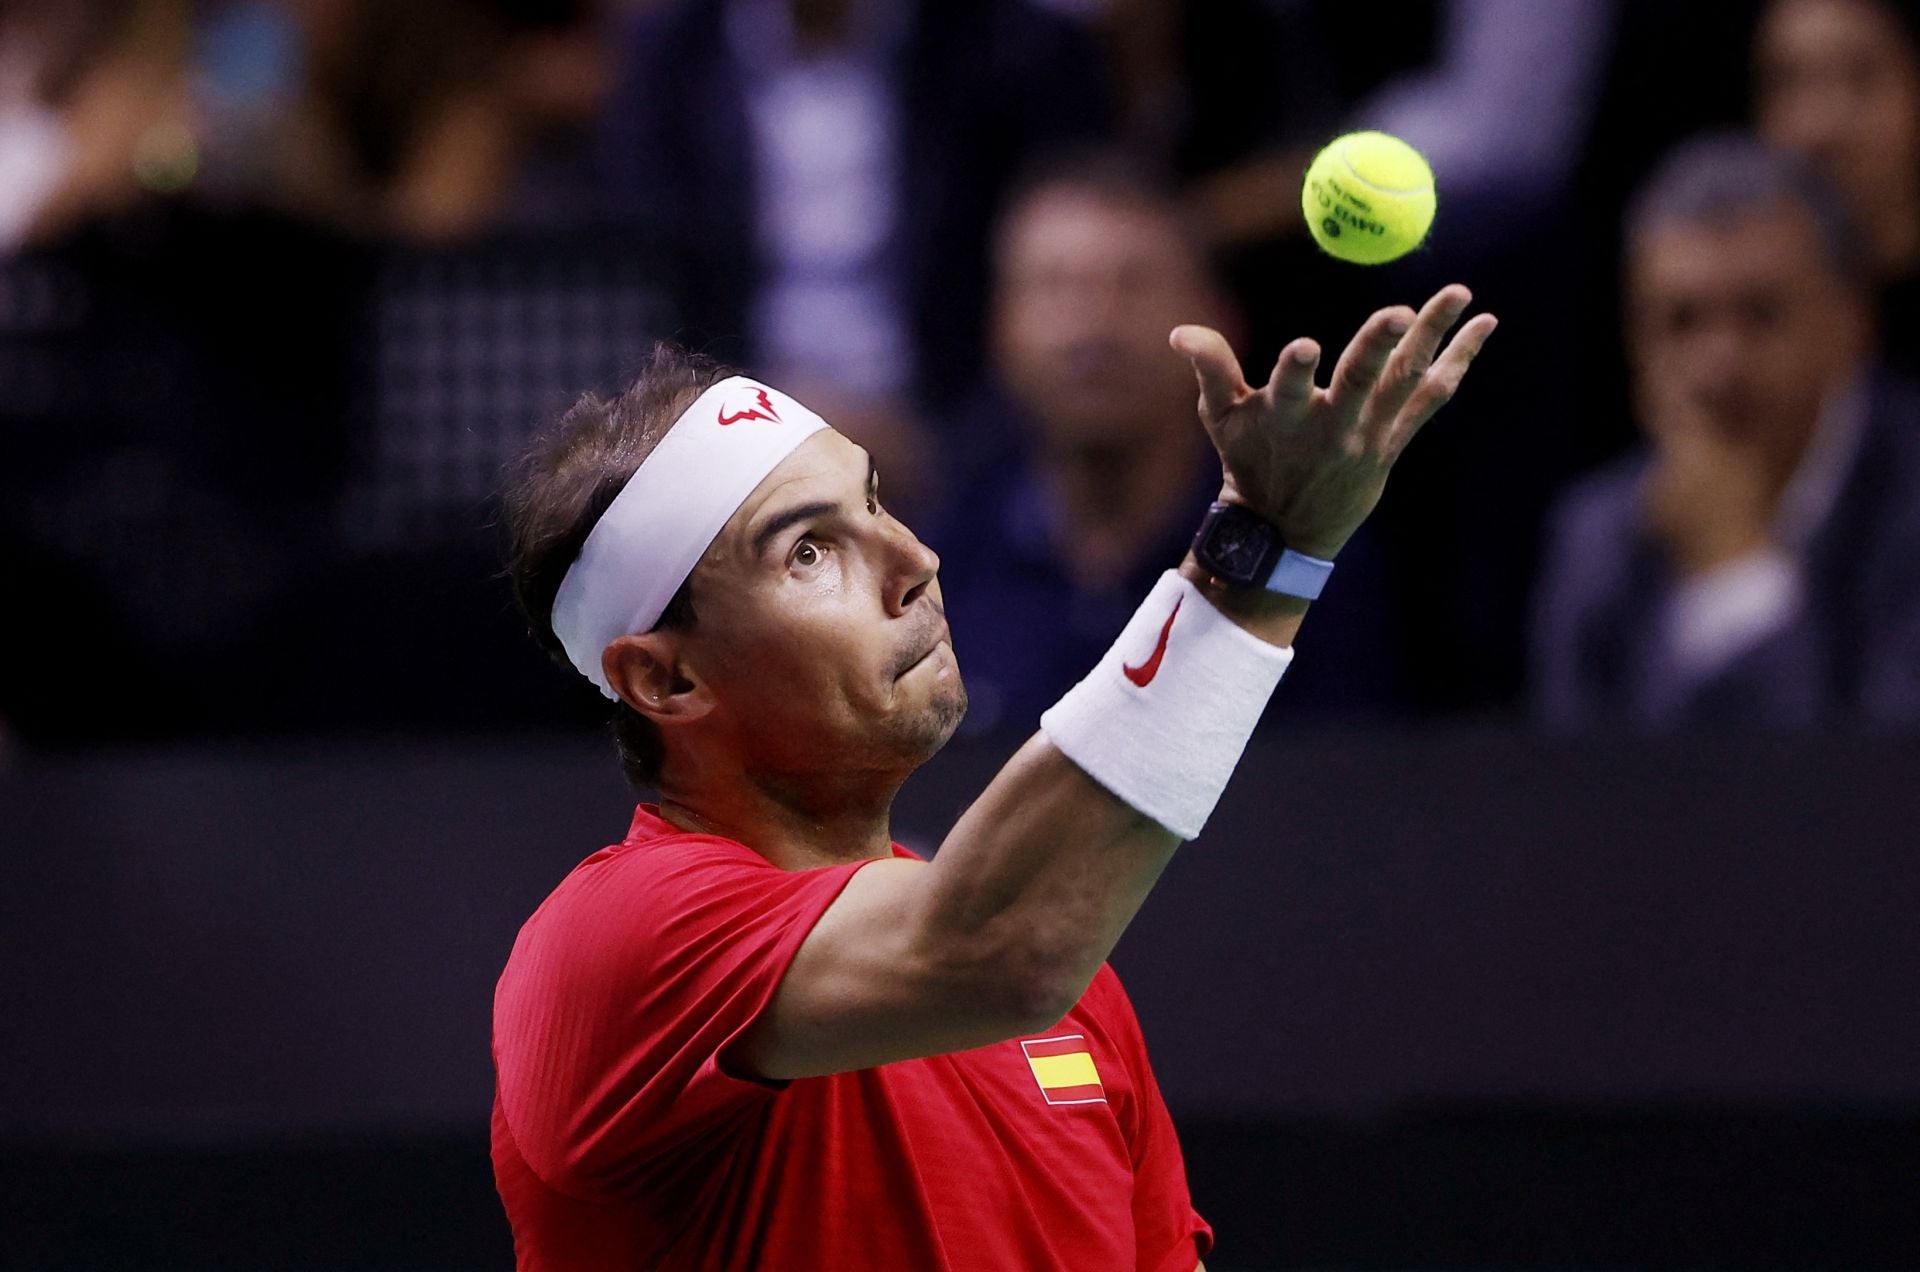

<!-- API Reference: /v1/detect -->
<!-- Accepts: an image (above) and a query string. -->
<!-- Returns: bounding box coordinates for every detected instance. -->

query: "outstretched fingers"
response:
[1353,286,1475,444]
[1382,311,1499,456]
[1397,285,1475,370]
[1326,304,1419,424]
[1266,337,1323,412]
[1169,324,1251,423]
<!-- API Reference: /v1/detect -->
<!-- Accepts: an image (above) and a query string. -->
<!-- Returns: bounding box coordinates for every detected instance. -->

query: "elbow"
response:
[1003,976,1081,1037]
[913,910,1097,1042]
[985,937,1092,1038]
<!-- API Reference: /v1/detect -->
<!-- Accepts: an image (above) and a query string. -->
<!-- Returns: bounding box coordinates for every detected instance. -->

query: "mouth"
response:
[895,623,953,679]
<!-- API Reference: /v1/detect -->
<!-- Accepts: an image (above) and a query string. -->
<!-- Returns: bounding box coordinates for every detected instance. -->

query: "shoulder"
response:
[1537,452,1654,606]
[1810,371,1920,558]
[1840,372,1920,577]
[1545,453,1649,551]
[540,827,769,923]
[501,822,798,994]
[1860,371,1920,478]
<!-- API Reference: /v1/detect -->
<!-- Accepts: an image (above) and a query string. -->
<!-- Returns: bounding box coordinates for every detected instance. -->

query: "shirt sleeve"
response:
[1097,969,1213,1272]
[493,837,876,1201]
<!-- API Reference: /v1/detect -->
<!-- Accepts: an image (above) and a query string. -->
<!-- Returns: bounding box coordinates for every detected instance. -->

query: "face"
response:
[1755,0,1920,261]
[1626,203,1868,455]
[670,429,965,779]
[993,188,1223,453]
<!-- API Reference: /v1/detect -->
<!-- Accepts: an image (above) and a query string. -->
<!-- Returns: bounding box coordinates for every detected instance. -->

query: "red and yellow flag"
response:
[1020,1034,1105,1105]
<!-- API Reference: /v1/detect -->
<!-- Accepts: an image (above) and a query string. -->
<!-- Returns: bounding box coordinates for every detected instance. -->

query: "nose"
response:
[885,519,941,616]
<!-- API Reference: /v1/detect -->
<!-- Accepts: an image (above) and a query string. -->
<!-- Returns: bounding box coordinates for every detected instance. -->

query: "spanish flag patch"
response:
[1020,1034,1105,1105]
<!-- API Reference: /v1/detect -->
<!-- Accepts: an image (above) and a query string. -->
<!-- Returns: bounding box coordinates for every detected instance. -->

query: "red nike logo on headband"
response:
[718,386,783,426]
[1123,596,1181,687]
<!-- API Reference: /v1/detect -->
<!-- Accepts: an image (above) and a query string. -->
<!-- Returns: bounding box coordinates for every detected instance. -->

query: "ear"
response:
[602,631,713,727]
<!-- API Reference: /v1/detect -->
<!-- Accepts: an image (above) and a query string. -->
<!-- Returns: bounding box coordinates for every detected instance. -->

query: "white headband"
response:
[552,376,829,698]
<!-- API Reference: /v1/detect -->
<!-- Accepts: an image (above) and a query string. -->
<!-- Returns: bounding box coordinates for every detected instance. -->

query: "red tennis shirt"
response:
[492,804,1211,1271]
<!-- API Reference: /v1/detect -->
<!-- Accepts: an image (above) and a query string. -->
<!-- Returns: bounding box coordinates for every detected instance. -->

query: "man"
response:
[1533,133,1920,727]
[492,284,1496,1267]
[937,154,1398,731]
[1753,0,1920,372]
[599,0,1109,410]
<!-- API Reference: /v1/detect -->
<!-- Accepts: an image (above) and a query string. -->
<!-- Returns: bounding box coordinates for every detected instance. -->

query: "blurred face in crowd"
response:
[993,186,1226,455]
[1755,0,1920,269]
[617,430,965,784]
[1627,201,1869,458]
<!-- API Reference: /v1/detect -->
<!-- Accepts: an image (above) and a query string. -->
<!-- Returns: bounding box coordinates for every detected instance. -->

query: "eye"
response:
[793,540,822,568]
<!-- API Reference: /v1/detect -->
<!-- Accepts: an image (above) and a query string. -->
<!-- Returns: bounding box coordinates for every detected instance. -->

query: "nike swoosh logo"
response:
[1122,596,1182,687]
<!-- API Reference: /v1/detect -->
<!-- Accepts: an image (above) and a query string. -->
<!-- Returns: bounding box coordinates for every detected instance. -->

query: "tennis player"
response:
[492,286,1496,1270]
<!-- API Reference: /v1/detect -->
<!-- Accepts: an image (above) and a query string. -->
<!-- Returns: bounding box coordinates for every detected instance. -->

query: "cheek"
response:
[1865,79,1920,165]
[767,594,892,701]
[1631,336,1688,397]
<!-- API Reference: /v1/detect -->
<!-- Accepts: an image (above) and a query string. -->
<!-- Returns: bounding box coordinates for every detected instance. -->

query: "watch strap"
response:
[1265,547,1335,600]
[1191,501,1335,600]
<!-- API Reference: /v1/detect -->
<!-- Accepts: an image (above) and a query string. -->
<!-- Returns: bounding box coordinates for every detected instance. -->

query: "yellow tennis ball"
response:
[1301,131,1436,265]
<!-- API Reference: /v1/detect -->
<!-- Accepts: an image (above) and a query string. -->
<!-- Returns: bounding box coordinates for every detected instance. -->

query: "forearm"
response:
[922,575,1304,1016]
[747,289,1493,1080]
[923,735,1178,1017]
[919,285,1486,980]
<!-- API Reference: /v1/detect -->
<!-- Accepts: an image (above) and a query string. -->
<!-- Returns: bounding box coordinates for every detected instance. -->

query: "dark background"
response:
[5,729,1917,1269]
[6,0,1920,1267]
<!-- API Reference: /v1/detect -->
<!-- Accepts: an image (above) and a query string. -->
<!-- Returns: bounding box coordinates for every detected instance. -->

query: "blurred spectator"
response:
[1036,0,1340,243]
[599,0,1112,413]
[1356,0,1611,221]
[1127,0,1609,268]
[932,153,1396,734]
[291,0,618,240]
[1753,0,1920,373]
[1533,134,1920,728]
[0,0,194,251]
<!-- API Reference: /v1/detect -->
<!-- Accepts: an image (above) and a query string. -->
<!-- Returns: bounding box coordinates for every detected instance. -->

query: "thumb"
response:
[1169,324,1249,422]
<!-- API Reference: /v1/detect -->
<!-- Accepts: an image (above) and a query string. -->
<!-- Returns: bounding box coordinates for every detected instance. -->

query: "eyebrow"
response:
[751,500,836,558]
[748,458,878,559]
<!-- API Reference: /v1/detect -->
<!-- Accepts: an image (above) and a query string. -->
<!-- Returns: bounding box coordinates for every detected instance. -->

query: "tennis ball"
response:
[1301,131,1436,265]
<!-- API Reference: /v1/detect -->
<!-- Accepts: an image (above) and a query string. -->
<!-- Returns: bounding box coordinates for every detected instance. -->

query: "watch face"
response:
[1205,511,1276,579]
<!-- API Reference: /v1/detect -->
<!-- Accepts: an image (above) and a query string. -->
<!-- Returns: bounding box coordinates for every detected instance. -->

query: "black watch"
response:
[1190,502,1335,599]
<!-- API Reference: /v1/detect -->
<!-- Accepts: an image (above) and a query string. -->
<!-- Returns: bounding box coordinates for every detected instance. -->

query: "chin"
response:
[893,676,970,762]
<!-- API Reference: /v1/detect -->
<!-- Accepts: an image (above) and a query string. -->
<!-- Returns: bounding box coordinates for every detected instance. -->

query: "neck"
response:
[655,752,903,870]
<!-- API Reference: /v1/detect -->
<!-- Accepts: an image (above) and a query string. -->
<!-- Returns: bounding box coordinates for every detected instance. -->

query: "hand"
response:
[1169,285,1497,559]
[1642,423,1780,577]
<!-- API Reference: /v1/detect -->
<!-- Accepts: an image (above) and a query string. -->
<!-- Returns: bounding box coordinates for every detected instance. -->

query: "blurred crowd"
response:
[3,0,1918,755]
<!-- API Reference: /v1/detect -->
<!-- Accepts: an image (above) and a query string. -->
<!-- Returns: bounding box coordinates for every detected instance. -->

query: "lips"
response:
[894,622,952,679]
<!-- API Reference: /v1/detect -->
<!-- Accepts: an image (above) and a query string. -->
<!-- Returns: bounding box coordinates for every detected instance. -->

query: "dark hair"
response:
[1626,130,1869,286]
[503,341,737,788]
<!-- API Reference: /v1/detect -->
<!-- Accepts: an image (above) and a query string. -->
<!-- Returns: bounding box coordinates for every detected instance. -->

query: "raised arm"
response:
[739,287,1496,1080]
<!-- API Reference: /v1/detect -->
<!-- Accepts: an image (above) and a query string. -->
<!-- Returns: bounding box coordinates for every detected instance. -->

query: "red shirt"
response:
[492,805,1211,1271]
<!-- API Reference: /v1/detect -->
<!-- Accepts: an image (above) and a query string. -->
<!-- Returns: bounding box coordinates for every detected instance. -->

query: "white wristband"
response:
[1039,570,1294,839]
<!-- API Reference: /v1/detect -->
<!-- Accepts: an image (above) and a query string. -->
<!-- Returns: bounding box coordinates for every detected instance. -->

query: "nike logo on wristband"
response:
[1122,597,1182,687]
